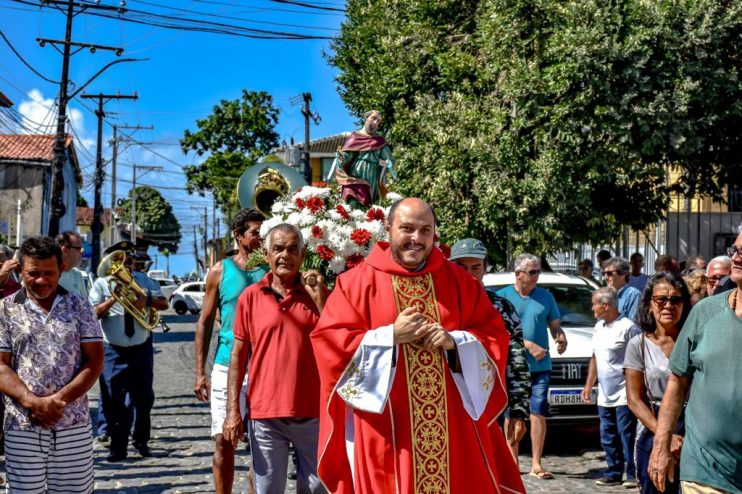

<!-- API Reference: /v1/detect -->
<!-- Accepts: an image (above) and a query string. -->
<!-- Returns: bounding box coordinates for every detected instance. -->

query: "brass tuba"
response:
[97,250,160,331]
[237,162,307,217]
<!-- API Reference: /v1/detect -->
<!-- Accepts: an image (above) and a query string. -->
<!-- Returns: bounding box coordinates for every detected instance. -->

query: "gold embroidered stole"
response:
[391,274,451,494]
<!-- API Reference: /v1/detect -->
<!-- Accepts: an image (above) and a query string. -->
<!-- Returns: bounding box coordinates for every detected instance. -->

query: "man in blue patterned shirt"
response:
[0,236,103,493]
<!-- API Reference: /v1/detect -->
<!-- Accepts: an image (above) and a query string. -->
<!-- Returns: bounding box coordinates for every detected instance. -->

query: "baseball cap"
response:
[449,238,487,261]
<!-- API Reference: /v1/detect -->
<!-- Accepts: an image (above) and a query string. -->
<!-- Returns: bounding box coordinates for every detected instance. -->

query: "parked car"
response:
[483,271,599,422]
[170,281,205,315]
[151,277,178,299]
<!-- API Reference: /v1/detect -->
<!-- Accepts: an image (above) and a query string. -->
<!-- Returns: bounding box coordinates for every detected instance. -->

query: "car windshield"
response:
[486,283,596,326]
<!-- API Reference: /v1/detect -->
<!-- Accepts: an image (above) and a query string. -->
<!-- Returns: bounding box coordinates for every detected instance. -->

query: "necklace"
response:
[733,289,738,313]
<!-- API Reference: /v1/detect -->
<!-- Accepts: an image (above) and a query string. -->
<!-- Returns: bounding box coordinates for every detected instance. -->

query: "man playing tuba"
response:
[89,241,169,462]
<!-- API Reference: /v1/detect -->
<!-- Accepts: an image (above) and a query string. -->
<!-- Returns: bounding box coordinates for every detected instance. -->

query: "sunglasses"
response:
[602,270,622,277]
[651,295,684,307]
[518,269,541,277]
[727,246,742,258]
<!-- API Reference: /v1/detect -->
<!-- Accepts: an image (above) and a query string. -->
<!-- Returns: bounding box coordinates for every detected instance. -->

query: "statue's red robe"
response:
[311,242,526,494]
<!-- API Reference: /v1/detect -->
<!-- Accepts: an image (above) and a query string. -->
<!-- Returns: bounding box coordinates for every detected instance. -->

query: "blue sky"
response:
[0,0,354,276]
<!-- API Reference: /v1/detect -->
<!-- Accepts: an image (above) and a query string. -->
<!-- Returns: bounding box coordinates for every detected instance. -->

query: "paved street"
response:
[1,311,635,493]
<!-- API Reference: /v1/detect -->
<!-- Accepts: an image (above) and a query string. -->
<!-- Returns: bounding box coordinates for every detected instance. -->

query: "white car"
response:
[170,281,205,315]
[483,271,599,422]
[151,277,179,300]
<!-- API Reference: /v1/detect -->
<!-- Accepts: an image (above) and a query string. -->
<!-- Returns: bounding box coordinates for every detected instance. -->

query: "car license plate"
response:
[549,388,590,405]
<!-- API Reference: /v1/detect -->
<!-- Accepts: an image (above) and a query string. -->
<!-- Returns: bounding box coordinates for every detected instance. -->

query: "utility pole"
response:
[130,164,163,249]
[212,196,218,262]
[192,224,200,279]
[109,124,153,246]
[81,92,137,269]
[43,0,128,236]
[299,92,321,184]
[203,207,208,268]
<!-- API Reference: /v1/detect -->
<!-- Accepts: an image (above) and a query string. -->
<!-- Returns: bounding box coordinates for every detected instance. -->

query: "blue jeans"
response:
[598,405,637,481]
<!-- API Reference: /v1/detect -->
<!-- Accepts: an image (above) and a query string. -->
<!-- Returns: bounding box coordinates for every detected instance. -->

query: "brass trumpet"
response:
[97,250,160,331]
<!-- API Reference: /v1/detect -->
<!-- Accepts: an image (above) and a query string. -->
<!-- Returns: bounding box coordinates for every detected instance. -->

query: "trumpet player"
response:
[89,241,168,462]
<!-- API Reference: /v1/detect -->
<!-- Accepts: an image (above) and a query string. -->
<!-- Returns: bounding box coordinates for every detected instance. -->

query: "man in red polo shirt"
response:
[223,223,327,494]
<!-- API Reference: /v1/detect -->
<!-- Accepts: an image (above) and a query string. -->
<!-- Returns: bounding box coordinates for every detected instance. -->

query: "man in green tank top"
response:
[194,208,267,494]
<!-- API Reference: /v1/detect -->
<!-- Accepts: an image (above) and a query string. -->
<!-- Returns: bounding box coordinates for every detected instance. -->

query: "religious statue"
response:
[329,110,396,208]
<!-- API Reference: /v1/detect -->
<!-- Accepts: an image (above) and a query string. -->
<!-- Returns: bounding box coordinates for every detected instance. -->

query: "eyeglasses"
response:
[518,269,541,277]
[651,295,684,307]
[68,245,84,252]
[726,246,742,258]
[603,270,622,277]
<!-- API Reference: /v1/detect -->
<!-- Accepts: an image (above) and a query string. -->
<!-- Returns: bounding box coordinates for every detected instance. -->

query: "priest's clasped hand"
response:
[393,307,454,350]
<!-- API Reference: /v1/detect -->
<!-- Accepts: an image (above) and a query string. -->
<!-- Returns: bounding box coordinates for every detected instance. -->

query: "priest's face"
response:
[387,199,435,270]
[266,228,305,280]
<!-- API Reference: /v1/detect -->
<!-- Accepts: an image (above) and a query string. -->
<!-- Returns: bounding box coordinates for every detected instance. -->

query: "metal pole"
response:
[16,199,22,246]
[109,125,118,247]
[203,206,208,268]
[132,163,137,247]
[212,196,217,262]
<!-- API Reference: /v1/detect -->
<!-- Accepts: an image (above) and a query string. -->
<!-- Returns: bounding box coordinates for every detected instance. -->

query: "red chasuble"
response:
[311,243,525,494]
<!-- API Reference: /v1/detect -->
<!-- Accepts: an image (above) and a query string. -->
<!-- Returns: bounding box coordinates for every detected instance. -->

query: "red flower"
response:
[345,253,365,269]
[366,208,385,222]
[316,244,335,261]
[312,180,328,187]
[295,198,306,209]
[311,225,323,239]
[335,204,351,220]
[350,229,373,246]
[306,196,325,213]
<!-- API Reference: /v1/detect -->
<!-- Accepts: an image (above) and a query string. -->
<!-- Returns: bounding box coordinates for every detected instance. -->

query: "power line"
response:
[0,28,59,84]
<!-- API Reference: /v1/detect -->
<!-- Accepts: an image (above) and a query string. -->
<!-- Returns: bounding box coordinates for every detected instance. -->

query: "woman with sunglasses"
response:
[623,272,691,494]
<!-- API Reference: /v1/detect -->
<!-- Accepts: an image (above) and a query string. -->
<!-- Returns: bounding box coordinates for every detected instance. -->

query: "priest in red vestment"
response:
[311,198,526,494]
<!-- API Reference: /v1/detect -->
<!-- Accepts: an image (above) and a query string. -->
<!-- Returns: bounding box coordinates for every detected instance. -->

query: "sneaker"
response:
[622,479,639,488]
[595,477,622,486]
[95,435,110,444]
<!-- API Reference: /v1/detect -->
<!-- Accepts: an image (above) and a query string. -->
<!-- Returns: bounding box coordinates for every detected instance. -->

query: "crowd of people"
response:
[0,197,741,494]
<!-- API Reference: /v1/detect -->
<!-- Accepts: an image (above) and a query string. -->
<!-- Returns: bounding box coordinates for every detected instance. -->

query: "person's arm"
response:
[223,294,250,447]
[649,373,690,492]
[581,355,597,402]
[223,337,248,448]
[301,269,328,313]
[0,259,19,287]
[55,341,104,407]
[90,279,117,319]
[548,319,568,354]
[194,263,222,402]
[625,368,657,432]
[0,352,66,428]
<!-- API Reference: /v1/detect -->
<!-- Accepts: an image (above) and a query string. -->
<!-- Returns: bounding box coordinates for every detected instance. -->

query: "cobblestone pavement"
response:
[1,311,637,493]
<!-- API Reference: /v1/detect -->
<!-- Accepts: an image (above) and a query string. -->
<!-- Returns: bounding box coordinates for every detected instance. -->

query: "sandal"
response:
[529,469,555,480]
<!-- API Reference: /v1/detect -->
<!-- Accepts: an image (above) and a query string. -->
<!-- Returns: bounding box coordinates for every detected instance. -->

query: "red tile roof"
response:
[76,207,113,226]
[0,134,73,162]
[0,133,82,183]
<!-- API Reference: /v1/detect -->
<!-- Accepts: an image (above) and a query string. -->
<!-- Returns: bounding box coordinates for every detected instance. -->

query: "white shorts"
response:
[210,363,248,439]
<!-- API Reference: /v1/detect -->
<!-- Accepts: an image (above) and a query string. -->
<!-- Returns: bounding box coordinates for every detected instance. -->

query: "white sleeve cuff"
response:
[448,330,497,420]
[336,324,397,413]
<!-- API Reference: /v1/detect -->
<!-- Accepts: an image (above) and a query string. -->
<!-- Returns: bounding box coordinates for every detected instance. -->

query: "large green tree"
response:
[119,186,182,253]
[330,0,742,261]
[181,90,280,214]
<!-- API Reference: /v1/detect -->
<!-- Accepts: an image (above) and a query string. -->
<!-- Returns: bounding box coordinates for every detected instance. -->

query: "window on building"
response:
[321,158,335,181]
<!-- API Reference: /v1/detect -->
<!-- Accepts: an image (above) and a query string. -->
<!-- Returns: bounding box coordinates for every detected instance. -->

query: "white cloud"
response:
[18,89,94,149]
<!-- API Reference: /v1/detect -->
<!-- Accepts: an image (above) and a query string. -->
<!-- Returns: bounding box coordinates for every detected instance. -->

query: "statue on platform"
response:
[329,110,396,208]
